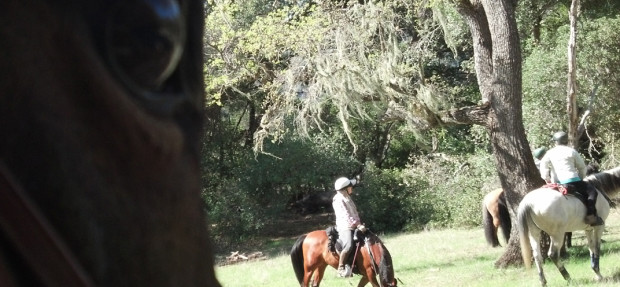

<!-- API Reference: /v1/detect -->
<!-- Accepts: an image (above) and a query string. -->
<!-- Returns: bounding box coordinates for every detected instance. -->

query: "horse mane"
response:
[365,232,395,286]
[378,242,395,286]
[584,166,620,198]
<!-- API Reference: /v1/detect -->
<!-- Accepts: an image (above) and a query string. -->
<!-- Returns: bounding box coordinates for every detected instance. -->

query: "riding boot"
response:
[584,200,604,226]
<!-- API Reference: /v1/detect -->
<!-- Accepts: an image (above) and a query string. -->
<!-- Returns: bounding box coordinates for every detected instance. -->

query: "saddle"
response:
[544,182,615,209]
[544,183,587,204]
[325,226,365,272]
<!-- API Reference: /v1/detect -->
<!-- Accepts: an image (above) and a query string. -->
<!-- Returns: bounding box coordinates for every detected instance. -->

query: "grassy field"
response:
[216,210,620,286]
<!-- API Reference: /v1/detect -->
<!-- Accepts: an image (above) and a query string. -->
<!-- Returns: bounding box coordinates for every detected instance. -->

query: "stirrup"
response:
[585,215,604,226]
[338,265,352,277]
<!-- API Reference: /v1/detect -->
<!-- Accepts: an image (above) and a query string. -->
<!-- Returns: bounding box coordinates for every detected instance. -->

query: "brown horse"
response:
[482,188,511,247]
[291,230,397,287]
[0,1,220,286]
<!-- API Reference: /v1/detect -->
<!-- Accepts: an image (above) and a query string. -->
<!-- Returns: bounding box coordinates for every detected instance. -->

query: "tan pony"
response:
[482,188,511,247]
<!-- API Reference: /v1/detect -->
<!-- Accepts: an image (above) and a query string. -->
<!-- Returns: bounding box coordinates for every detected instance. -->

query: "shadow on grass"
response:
[569,273,620,286]
[607,270,620,283]
[261,238,298,257]
[558,229,620,261]
[562,239,620,260]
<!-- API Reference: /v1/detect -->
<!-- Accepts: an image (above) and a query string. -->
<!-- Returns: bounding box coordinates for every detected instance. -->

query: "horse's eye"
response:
[105,0,185,92]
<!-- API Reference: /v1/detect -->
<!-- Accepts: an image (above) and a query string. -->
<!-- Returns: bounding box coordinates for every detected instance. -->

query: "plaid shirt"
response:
[332,190,360,230]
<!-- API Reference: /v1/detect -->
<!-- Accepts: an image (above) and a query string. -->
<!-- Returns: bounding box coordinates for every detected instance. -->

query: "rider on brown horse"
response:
[332,176,366,277]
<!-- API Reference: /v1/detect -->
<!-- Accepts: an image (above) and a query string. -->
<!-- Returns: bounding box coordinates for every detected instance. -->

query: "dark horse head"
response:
[365,233,398,287]
[0,0,220,286]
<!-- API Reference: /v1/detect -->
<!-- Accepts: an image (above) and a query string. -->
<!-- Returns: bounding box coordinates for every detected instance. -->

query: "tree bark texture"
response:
[567,0,580,148]
[455,0,546,267]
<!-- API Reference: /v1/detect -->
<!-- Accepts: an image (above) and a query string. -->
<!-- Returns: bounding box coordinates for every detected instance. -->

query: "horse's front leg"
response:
[547,234,570,282]
[359,267,380,287]
[586,227,604,281]
[356,277,369,287]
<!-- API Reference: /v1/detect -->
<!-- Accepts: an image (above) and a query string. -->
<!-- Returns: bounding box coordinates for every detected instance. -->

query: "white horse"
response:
[518,166,620,286]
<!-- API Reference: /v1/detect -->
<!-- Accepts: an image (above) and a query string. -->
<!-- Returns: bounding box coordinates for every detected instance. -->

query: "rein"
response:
[365,236,380,276]
[351,241,360,274]
[0,162,94,287]
[364,236,383,286]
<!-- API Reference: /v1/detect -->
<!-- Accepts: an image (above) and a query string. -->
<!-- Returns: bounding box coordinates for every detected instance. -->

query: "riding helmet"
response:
[334,177,357,191]
[551,131,568,145]
[533,147,547,159]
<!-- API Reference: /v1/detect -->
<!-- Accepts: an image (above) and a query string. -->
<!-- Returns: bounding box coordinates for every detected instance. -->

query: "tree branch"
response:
[438,101,490,126]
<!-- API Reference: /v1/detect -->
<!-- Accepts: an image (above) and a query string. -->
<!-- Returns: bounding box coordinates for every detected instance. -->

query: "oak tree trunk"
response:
[455,0,545,266]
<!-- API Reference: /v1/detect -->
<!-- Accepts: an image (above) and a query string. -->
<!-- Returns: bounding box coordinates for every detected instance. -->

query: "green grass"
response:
[216,211,620,286]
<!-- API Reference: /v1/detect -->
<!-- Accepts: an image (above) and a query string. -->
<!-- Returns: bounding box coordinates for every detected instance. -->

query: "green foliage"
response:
[203,0,328,105]
[202,174,265,250]
[401,150,497,229]
[200,0,620,248]
[202,128,362,247]
[243,134,362,204]
[354,143,497,233]
[575,17,620,146]
[355,163,435,233]
[522,16,620,159]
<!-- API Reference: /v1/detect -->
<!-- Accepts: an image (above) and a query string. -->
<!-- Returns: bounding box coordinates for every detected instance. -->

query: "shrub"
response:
[355,163,435,233]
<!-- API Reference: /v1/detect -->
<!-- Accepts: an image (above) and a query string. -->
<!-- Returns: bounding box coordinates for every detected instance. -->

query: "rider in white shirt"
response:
[332,177,366,277]
[539,131,603,226]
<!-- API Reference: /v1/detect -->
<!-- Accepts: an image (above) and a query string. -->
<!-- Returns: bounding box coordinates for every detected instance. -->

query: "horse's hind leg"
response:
[547,234,570,281]
[310,265,328,287]
[565,232,572,248]
[303,269,314,287]
[528,231,548,286]
[585,227,604,281]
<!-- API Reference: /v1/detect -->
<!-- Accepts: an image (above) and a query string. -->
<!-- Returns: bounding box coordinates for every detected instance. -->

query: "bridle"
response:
[0,162,94,287]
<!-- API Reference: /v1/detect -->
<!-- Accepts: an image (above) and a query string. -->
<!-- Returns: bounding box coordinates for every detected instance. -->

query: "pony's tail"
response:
[482,201,500,247]
[517,202,533,269]
[290,234,307,285]
[498,200,512,243]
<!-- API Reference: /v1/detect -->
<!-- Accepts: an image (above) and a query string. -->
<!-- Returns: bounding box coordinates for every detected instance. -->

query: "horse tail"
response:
[290,234,307,284]
[497,196,512,243]
[482,200,500,247]
[517,201,533,269]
